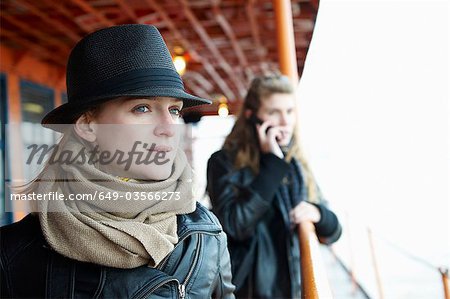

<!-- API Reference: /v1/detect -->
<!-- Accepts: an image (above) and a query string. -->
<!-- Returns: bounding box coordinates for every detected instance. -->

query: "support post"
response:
[273,0,299,83]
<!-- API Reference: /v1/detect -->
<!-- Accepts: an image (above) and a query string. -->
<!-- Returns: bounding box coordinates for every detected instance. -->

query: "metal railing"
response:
[367,227,450,299]
[298,221,333,299]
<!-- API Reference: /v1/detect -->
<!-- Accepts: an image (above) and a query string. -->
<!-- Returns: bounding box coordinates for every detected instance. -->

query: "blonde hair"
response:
[223,74,320,202]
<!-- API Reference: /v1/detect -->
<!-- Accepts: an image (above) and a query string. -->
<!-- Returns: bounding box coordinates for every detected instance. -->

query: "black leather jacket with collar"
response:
[207,149,342,298]
[0,202,235,299]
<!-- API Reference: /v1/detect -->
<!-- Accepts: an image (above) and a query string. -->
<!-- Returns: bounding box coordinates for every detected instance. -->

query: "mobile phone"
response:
[249,113,263,125]
[249,114,272,134]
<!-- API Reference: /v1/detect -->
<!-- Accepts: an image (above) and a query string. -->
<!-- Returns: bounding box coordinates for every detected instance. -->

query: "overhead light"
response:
[218,103,229,117]
[173,55,187,75]
[218,96,229,117]
[173,46,188,76]
[173,46,184,55]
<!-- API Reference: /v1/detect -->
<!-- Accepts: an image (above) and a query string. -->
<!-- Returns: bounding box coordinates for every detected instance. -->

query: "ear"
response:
[244,109,253,119]
[74,114,97,142]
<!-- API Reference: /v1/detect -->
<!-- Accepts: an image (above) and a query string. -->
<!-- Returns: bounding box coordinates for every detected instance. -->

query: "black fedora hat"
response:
[42,24,211,131]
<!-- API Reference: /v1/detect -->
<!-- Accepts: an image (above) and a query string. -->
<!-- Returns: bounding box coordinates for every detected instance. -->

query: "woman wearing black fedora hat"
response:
[0,25,234,298]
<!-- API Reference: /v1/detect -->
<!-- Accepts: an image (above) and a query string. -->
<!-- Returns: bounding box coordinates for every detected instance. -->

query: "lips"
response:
[150,145,173,152]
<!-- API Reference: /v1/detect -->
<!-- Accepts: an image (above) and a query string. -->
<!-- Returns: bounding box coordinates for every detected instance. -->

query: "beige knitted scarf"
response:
[34,136,196,269]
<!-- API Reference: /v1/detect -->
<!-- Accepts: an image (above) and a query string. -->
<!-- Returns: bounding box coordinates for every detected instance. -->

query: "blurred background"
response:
[1,0,448,298]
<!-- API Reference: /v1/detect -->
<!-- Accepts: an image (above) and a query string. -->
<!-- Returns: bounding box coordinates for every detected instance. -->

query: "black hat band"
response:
[70,68,184,102]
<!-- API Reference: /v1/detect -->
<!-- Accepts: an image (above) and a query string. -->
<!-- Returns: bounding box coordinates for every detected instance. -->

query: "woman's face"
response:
[256,92,296,146]
[84,97,183,180]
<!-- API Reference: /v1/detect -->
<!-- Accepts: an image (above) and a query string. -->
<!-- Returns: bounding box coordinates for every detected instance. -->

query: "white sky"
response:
[297,0,449,268]
[193,2,448,296]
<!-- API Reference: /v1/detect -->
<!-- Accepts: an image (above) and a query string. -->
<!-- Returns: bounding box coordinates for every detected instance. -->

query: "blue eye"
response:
[133,105,149,113]
[169,107,182,117]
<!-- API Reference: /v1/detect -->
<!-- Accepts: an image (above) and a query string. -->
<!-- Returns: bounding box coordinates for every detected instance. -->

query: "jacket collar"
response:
[176,202,222,239]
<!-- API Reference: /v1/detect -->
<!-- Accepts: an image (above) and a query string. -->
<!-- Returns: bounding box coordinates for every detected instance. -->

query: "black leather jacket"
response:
[0,203,235,299]
[207,150,342,298]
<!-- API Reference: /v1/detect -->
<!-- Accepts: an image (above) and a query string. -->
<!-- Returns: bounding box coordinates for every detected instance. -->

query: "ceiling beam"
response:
[71,0,115,27]
[1,14,71,54]
[202,60,236,100]
[13,0,81,42]
[178,0,247,98]
[145,0,236,101]
[115,0,138,21]
[246,0,267,71]
[0,29,66,67]
[184,79,211,100]
[183,71,214,93]
[112,0,174,50]
[211,1,254,82]
[43,0,90,34]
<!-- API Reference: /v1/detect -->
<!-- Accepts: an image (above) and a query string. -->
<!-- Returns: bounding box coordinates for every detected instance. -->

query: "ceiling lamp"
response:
[173,46,187,76]
[173,56,186,75]
[218,97,229,117]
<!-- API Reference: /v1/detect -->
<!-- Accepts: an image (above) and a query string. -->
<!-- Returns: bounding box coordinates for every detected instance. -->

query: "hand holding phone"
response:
[249,114,272,134]
[248,113,284,158]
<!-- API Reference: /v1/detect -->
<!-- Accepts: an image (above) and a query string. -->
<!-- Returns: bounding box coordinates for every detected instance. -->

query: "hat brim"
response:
[41,87,212,132]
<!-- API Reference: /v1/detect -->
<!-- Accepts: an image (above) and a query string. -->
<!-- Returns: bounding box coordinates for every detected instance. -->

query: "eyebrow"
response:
[121,97,183,105]
[148,97,183,104]
[170,99,183,105]
[267,107,294,112]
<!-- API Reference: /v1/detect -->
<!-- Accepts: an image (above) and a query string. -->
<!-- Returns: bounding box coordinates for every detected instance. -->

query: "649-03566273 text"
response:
[10,191,181,201]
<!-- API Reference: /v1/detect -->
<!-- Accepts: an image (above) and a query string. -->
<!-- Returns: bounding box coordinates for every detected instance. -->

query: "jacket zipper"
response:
[178,283,186,299]
[139,234,203,299]
[178,234,203,298]
[156,232,195,271]
[134,277,179,299]
[156,231,212,298]
[131,231,216,299]
[156,230,217,271]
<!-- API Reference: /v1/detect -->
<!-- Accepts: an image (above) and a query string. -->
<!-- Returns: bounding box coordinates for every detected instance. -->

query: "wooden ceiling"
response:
[0,0,319,115]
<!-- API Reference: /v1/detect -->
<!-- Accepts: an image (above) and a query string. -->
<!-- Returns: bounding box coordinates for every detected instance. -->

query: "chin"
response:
[278,138,292,147]
[150,172,171,181]
[128,165,172,181]
[149,165,173,180]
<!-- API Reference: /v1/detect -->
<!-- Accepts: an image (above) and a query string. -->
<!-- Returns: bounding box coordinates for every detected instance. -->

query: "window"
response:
[20,81,54,123]
[20,81,57,192]
[0,74,11,226]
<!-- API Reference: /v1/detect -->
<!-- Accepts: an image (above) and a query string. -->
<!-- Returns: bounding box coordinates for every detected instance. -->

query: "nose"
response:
[153,111,176,137]
[279,112,289,126]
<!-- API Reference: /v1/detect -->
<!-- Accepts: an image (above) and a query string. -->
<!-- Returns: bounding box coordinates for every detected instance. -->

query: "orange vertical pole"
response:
[273,0,299,83]
[275,1,308,296]
[440,268,450,299]
[299,222,319,299]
